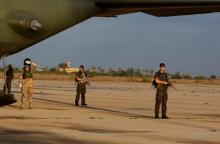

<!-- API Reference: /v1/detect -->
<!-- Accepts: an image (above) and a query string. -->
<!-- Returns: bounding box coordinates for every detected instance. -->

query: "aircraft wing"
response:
[95,0,220,17]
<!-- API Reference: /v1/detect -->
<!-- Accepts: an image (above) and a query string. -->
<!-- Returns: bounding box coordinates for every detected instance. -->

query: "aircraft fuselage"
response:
[1,0,220,57]
[0,0,101,57]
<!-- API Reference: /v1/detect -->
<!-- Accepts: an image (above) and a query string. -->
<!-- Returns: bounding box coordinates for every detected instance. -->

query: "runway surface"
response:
[0,80,219,144]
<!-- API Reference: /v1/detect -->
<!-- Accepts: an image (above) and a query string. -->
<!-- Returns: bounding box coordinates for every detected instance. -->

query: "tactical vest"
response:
[155,71,169,90]
[76,72,87,86]
[23,71,33,79]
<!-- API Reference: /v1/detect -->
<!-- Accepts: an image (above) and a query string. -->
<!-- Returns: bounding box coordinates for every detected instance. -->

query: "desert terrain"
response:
[0,79,219,144]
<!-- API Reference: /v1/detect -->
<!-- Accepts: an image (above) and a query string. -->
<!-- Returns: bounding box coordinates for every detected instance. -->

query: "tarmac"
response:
[0,80,219,144]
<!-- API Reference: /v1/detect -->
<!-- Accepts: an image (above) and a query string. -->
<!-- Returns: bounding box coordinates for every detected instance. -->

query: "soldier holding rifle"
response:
[153,63,175,119]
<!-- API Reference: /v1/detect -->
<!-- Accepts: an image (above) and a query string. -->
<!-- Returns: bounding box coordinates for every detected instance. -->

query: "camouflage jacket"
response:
[75,72,88,86]
[155,71,169,90]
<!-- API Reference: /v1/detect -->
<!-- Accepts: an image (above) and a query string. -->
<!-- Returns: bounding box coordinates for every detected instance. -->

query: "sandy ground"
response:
[0,80,219,144]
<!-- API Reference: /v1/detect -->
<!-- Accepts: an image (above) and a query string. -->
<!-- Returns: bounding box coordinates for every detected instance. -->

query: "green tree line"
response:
[0,64,219,80]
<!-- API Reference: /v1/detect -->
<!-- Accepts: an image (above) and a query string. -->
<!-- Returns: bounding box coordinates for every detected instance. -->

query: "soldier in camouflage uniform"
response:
[4,64,14,95]
[154,63,171,119]
[20,58,33,109]
[75,65,88,106]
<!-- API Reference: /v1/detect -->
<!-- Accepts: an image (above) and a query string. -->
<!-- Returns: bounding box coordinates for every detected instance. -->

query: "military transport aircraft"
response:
[1,0,220,57]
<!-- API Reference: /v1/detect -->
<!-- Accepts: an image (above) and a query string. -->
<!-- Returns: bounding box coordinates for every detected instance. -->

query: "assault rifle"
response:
[81,78,91,86]
[152,80,176,89]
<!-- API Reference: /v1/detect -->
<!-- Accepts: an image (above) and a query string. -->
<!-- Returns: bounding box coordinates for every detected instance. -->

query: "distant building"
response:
[58,62,79,73]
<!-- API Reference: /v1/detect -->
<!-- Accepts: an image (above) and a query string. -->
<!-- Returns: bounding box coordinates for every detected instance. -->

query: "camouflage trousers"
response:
[21,78,33,109]
[3,78,13,95]
[155,89,168,117]
[75,85,86,105]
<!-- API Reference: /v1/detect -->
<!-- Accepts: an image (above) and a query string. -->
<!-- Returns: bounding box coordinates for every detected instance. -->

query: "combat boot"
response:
[81,103,87,107]
[162,116,169,119]
[29,103,32,109]
[21,104,24,109]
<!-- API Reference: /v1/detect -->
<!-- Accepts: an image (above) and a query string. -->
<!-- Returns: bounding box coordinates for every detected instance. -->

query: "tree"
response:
[143,68,149,76]
[58,63,68,69]
[108,68,114,75]
[194,75,207,80]
[97,66,105,74]
[42,66,49,72]
[13,67,21,72]
[182,74,193,79]
[126,68,134,76]
[91,66,96,71]
[134,69,142,77]
[172,71,182,79]
[108,68,118,76]
[149,69,155,77]
[49,67,57,72]
[210,75,217,79]
[117,68,127,76]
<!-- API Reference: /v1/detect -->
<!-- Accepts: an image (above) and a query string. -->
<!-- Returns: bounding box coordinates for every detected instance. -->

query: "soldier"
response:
[154,63,171,119]
[19,58,33,109]
[4,64,14,95]
[75,65,88,106]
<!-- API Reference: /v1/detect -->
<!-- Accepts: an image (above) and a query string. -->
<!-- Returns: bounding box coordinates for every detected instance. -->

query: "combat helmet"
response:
[24,58,32,66]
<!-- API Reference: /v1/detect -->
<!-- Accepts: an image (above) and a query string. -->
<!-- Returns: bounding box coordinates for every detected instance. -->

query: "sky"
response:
[5,12,220,76]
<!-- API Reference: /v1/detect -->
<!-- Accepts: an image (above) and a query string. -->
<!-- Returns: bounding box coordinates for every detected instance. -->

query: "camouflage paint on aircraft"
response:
[1,0,220,57]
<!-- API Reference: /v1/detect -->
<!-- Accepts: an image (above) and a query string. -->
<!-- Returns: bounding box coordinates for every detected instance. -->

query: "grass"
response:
[0,72,219,85]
